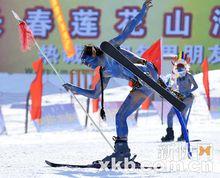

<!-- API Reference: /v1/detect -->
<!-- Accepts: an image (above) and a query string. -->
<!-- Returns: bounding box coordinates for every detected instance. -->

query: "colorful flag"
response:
[141,39,162,110]
[201,58,210,110]
[18,21,34,52]
[30,58,43,120]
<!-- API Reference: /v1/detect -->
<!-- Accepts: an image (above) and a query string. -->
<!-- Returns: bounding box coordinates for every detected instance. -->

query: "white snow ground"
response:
[0,71,220,178]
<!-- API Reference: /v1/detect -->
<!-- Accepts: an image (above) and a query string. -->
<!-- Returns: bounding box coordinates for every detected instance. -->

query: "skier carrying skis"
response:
[161,53,198,142]
[63,0,155,166]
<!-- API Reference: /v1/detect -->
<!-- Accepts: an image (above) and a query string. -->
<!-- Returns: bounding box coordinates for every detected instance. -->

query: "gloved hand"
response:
[143,0,153,10]
[136,59,147,65]
[63,83,73,92]
[142,60,147,65]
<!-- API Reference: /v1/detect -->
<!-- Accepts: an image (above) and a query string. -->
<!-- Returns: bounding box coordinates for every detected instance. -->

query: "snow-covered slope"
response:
[0,71,220,178]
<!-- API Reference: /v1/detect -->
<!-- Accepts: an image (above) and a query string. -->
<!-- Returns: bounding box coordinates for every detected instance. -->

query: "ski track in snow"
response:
[0,71,220,178]
[0,117,220,178]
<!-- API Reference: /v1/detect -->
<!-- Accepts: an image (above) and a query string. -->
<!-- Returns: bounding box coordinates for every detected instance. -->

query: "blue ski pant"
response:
[167,95,194,128]
[116,86,152,138]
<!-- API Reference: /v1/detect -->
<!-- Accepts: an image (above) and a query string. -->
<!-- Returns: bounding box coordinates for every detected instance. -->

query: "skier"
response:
[63,0,155,166]
[161,54,198,142]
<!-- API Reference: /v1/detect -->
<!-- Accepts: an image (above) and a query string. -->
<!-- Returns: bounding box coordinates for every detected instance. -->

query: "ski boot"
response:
[177,129,188,141]
[93,137,141,169]
[161,128,174,142]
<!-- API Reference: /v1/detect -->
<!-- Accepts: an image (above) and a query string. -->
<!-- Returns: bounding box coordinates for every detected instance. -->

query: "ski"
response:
[188,139,201,142]
[100,41,186,112]
[149,139,201,144]
[176,139,201,143]
[174,139,201,143]
[45,160,101,169]
[45,160,161,170]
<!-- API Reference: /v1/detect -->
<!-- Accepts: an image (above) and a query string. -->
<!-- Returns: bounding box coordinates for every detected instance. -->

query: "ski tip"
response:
[45,160,51,165]
[190,139,201,142]
[101,41,108,44]
[45,160,56,167]
[100,41,109,49]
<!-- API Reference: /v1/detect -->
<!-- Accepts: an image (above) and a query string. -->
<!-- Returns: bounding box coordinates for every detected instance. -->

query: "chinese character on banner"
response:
[0,9,4,37]
[63,45,84,64]
[163,45,178,56]
[25,7,54,39]
[39,44,60,64]
[209,6,220,38]
[115,6,147,38]
[208,45,220,64]
[164,7,192,38]
[184,45,204,64]
[69,7,101,38]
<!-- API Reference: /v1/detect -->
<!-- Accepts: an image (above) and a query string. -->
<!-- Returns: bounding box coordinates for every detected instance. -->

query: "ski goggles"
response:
[177,67,185,72]
[178,70,186,77]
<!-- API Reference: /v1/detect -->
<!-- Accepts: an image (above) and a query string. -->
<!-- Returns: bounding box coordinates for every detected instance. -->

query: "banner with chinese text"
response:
[0,0,219,73]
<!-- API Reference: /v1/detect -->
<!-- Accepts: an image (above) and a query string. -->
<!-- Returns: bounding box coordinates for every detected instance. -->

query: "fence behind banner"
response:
[10,81,82,133]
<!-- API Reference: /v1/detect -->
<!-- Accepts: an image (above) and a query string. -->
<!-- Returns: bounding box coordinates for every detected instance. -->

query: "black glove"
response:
[136,59,147,65]
[141,60,147,65]
[63,83,73,92]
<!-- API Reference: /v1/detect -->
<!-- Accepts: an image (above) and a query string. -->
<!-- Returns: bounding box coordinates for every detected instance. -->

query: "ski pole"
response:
[35,39,114,151]
[161,97,164,125]
[12,10,114,151]
[186,105,192,126]
[174,108,192,158]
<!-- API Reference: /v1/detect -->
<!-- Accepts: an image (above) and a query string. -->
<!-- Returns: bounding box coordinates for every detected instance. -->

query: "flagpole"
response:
[160,37,164,125]
[11,10,114,151]
[34,40,65,83]
[160,37,163,74]
[35,40,114,150]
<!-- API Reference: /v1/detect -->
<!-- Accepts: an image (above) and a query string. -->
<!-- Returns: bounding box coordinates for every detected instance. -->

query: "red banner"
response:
[141,39,162,110]
[30,58,43,120]
[141,39,162,75]
[201,58,211,110]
